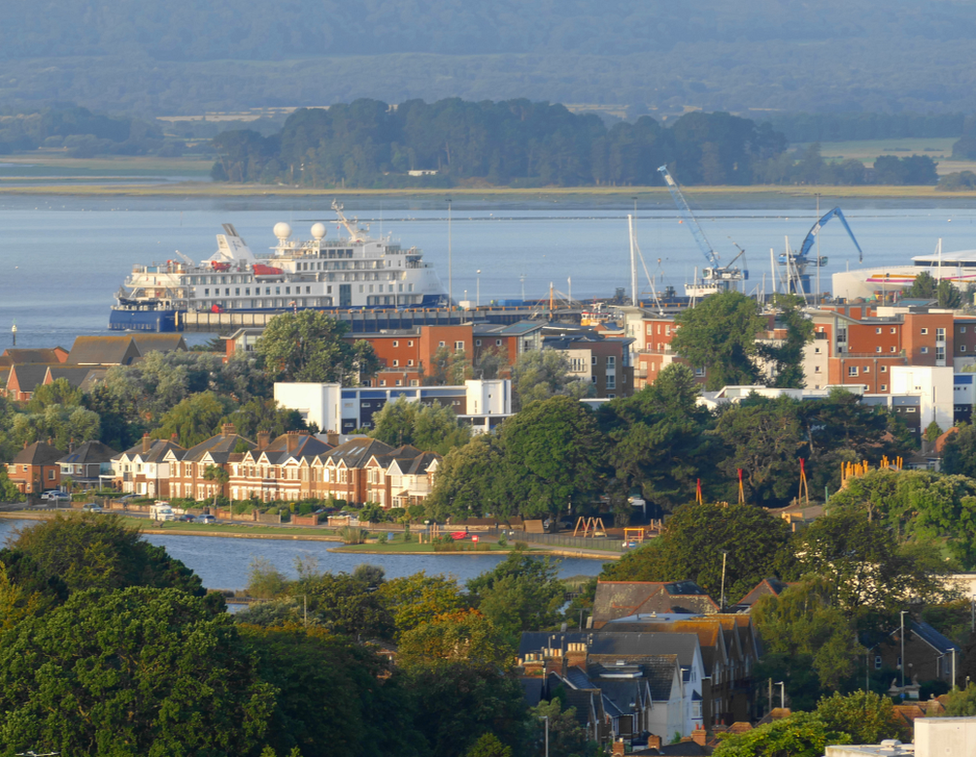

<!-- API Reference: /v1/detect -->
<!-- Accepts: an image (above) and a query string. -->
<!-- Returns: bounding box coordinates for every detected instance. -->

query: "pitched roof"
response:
[12,441,65,465]
[1,348,68,365]
[593,581,719,624]
[58,440,119,465]
[637,655,680,700]
[67,336,141,366]
[46,365,99,389]
[907,620,960,654]
[259,432,332,463]
[324,437,395,468]
[129,334,188,354]
[587,632,701,667]
[182,432,255,463]
[733,578,790,610]
[8,363,58,395]
[117,438,185,463]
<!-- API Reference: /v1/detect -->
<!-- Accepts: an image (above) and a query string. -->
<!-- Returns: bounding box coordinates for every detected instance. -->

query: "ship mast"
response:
[332,200,366,242]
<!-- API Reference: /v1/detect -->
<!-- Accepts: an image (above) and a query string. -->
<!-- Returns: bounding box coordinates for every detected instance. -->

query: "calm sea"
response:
[0,518,605,590]
[2,195,976,349]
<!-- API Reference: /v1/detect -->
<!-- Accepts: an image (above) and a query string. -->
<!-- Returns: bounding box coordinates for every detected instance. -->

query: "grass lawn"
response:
[333,541,514,553]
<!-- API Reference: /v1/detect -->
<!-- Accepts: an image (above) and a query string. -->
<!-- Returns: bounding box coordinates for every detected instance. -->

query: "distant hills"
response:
[4,1,976,115]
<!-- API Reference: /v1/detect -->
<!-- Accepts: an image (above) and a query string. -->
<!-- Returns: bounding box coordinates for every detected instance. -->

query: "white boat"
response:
[832,241,976,302]
[109,202,450,331]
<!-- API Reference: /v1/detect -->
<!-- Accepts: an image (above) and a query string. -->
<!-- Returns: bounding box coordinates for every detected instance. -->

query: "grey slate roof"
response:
[322,437,395,467]
[12,441,65,466]
[47,365,99,389]
[519,677,544,708]
[909,620,960,654]
[593,581,719,623]
[58,440,119,465]
[258,433,332,464]
[182,433,254,464]
[117,438,185,463]
[635,655,679,701]
[1,348,66,365]
[9,364,57,394]
[129,334,188,354]
[68,336,141,366]
[588,632,701,667]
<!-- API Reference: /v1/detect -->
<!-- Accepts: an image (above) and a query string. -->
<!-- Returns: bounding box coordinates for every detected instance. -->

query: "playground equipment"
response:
[573,516,607,538]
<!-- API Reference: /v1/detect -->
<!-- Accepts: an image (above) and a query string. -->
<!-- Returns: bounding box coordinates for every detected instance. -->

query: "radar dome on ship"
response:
[273,222,292,240]
[311,222,326,240]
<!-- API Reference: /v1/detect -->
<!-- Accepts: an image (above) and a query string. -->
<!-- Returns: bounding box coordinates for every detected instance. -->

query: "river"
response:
[0,519,607,590]
[3,195,976,348]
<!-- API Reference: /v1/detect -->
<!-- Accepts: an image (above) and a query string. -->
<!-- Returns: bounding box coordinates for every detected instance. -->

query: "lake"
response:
[2,194,976,348]
[0,519,608,590]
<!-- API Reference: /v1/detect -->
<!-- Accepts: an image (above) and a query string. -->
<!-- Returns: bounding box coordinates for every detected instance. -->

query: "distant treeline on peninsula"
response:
[210,98,941,188]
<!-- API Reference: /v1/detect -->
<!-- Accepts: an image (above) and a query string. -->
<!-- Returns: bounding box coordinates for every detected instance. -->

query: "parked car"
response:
[178,514,196,523]
[81,503,103,513]
[40,491,70,502]
[198,514,216,524]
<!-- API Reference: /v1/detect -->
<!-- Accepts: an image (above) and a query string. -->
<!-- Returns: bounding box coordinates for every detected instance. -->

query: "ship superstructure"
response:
[109,202,450,331]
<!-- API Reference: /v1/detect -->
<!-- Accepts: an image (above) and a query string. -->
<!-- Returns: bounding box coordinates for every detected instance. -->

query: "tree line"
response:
[211,99,947,188]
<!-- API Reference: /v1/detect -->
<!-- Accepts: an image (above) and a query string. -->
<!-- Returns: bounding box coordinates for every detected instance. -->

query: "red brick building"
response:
[7,441,65,494]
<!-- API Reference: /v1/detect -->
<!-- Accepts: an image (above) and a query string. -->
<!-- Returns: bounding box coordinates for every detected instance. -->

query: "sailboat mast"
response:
[629,214,638,306]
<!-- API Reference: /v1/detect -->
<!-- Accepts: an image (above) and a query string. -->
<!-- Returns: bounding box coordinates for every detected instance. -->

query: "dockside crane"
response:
[781,206,863,294]
[658,165,746,295]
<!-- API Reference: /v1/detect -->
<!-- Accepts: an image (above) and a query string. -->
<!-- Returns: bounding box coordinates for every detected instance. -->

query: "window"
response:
[881,384,887,391]
[937,328,946,340]
[695,367,705,377]
[408,341,414,347]
[848,366,859,377]
[906,407,917,413]
[393,360,399,366]
[876,346,882,353]
[607,356,616,367]
[875,655,883,670]
[496,339,502,346]
[921,347,929,354]
[607,375,616,389]
[962,345,968,353]
[881,366,888,373]
[890,346,897,352]
[392,341,398,347]
[48,470,55,480]
[890,327,896,334]
[408,359,414,366]
[410,380,419,386]
[395,380,402,386]
[961,326,968,333]
[455,341,464,350]
[439,341,445,347]
[475,339,482,346]
[921,328,928,335]
[591,376,597,383]
[814,366,821,373]
[591,356,598,365]
[937,346,946,361]
[876,327,882,334]
[863,366,870,374]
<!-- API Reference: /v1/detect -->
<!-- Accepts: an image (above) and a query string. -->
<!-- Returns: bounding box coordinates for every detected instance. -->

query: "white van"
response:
[149,502,175,521]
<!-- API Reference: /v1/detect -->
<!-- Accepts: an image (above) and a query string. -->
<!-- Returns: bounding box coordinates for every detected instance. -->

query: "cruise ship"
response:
[832,241,976,302]
[109,202,450,332]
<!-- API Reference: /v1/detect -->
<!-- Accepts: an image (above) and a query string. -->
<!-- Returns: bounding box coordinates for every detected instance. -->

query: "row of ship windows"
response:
[202,283,414,297]
[191,268,395,286]
[197,294,425,309]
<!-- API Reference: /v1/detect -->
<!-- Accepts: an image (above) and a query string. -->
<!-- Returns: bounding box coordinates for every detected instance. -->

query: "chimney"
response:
[142,433,151,454]
[646,735,662,751]
[286,431,299,453]
[692,725,707,746]
[326,431,339,446]
[68,439,75,453]
[257,431,271,450]
[171,433,178,443]
[221,423,235,437]
[611,740,625,757]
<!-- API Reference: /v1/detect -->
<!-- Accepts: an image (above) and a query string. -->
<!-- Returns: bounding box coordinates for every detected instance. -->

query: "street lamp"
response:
[540,715,549,757]
[446,198,453,308]
[477,269,481,307]
[900,610,909,690]
[774,680,785,709]
[720,550,728,611]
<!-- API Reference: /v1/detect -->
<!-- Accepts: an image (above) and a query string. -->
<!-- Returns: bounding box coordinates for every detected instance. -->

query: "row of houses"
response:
[517,579,962,752]
[112,425,440,507]
[0,335,187,401]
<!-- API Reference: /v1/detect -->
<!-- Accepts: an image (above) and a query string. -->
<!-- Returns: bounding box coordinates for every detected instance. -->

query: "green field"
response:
[808,138,976,175]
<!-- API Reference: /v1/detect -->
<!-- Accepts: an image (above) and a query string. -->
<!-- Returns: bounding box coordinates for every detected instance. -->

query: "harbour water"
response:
[0,519,607,591]
[2,195,976,349]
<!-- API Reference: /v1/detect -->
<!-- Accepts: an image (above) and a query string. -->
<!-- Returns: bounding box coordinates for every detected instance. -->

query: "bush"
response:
[340,526,369,545]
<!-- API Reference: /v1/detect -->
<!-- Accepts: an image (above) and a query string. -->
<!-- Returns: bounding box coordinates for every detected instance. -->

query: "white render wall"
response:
[273,382,342,432]
[465,379,511,415]
[889,365,954,431]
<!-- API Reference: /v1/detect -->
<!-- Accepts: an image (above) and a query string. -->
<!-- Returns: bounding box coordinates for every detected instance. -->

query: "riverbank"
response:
[0,511,621,559]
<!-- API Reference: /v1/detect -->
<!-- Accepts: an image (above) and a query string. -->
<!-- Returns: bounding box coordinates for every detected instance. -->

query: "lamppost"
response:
[774,680,785,709]
[720,550,728,611]
[446,198,453,308]
[900,610,909,690]
[477,269,481,307]
[540,715,549,757]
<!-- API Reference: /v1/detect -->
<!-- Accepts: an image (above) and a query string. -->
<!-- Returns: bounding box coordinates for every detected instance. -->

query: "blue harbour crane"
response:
[658,164,747,296]
[781,206,863,295]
